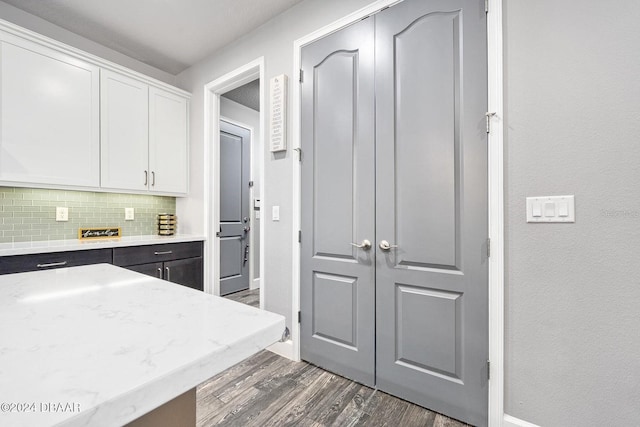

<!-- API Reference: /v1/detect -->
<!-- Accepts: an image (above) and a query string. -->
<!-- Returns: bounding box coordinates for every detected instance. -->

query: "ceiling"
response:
[222,79,260,111]
[1,0,303,75]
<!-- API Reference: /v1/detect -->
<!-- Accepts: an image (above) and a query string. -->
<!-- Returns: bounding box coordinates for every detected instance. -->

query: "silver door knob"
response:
[379,240,398,251]
[350,239,372,250]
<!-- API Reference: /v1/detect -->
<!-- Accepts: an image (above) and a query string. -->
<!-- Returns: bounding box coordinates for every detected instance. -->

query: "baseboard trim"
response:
[267,339,294,360]
[250,278,260,290]
[504,414,541,427]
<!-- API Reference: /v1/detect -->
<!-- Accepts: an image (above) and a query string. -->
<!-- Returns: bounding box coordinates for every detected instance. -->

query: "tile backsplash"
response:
[0,187,176,243]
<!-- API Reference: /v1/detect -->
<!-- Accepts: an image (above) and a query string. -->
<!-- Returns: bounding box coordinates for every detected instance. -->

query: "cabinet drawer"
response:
[113,242,203,266]
[0,249,112,275]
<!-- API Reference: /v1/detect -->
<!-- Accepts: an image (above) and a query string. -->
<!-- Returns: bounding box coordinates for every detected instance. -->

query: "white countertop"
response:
[0,264,284,427]
[0,234,206,257]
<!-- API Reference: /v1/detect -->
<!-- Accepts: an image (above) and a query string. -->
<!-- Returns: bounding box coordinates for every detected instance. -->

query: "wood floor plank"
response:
[330,385,377,427]
[196,350,474,427]
[198,383,263,426]
[214,368,310,426]
[224,288,260,308]
[260,371,340,427]
[215,355,292,403]
[198,350,278,395]
[433,413,471,427]
[398,404,437,427]
[260,382,327,426]
[306,378,362,425]
[359,390,411,427]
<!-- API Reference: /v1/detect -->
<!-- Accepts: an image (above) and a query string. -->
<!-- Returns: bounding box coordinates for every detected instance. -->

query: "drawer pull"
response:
[36,261,68,268]
[165,266,170,281]
[154,250,173,255]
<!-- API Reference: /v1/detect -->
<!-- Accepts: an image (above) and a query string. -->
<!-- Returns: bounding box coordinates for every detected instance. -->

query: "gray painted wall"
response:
[175,0,375,330]
[504,0,640,425]
[0,1,176,84]
[220,97,261,282]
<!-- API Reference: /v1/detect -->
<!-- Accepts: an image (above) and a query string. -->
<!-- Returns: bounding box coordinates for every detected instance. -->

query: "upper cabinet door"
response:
[100,70,149,191]
[148,87,188,195]
[0,33,100,187]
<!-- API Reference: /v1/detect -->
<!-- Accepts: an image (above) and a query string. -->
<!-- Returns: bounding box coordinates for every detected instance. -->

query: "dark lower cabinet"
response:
[164,257,203,291]
[126,262,164,279]
[113,242,204,291]
[0,249,112,275]
[0,241,204,292]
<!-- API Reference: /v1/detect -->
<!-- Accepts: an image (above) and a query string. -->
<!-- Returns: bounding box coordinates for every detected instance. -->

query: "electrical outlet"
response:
[56,207,68,222]
[125,207,135,221]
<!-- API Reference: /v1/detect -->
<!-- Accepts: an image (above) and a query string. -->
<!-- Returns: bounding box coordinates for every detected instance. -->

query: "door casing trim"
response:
[290,0,505,425]
[203,57,265,309]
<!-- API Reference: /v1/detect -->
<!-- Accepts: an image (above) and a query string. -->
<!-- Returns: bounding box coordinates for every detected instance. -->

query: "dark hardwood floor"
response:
[224,288,260,308]
[196,350,470,427]
[216,288,470,426]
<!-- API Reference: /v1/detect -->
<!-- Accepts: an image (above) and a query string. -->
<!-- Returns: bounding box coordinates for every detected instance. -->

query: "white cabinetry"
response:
[101,72,188,195]
[0,23,190,195]
[0,32,100,187]
[100,70,149,191]
[149,88,188,194]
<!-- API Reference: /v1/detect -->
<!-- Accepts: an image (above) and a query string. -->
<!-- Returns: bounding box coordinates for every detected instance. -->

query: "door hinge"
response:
[487,360,491,380]
[487,238,491,258]
[293,147,303,162]
[298,310,301,323]
[299,69,304,83]
[485,0,489,13]
[298,230,302,243]
[486,112,496,134]
[248,180,254,187]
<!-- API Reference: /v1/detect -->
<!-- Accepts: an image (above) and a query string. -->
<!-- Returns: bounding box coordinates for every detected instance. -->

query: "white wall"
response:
[176,0,376,330]
[0,0,176,85]
[504,0,640,425]
[220,97,261,280]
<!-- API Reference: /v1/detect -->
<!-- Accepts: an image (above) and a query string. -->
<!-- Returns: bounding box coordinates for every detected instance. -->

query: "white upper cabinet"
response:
[101,73,189,195]
[149,87,189,195]
[0,23,190,195]
[0,33,100,187]
[100,70,149,192]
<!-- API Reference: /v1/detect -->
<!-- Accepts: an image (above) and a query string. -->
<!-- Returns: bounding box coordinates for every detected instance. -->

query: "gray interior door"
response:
[219,120,251,296]
[374,1,488,425]
[300,0,488,425]
[300,17,376,386]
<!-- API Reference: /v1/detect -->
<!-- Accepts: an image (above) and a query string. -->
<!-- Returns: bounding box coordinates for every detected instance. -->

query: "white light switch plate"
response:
[55,206,68,222]
[526,195,575,223]
[272,205,280,221]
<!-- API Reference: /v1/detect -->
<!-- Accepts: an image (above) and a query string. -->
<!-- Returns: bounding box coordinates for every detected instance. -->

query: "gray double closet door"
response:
[300,0,488,425]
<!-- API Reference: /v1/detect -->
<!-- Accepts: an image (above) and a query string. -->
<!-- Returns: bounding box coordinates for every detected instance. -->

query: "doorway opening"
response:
[203,58,265,310]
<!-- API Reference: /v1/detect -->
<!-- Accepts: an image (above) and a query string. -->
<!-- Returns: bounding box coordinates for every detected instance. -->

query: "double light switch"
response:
[526,195,575,223]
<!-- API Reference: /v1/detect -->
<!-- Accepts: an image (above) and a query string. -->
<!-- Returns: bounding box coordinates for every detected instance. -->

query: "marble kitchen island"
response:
[0,264,285,427]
